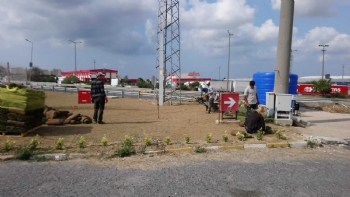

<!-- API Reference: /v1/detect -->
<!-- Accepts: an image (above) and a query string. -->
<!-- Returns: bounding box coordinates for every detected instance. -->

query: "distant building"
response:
[51,69,61,77]
[41,69,50,75]
[61,69,118,83]
[167,72,211,84]
[10,67,26,74]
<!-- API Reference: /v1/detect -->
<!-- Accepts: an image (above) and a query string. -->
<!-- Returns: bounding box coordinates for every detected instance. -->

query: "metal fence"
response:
[0,62,28,84]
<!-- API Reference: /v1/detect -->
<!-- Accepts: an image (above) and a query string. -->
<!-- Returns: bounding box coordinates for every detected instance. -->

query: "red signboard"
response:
[297,84,348,95]
[220,93,239,112]
[78,90,91,104]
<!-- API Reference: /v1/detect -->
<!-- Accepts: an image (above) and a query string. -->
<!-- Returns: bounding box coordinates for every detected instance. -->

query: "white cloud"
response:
[271,0,336,17]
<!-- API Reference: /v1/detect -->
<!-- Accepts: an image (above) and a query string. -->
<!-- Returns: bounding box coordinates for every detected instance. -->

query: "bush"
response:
[312,79,332,94]
[29,135,40,151]
[194,146,206,153]
[62,75,79,84]
[101,136,108,146]
[236,132,245,141]
[2,138,15,152]
[257,131,264,140]
[116,146,136,157]
[16,146,33,160]
[165,136,171,145]
[56,138,64,150]
[222,131,228,142]
[275,130,282,139]
[184,134,190,144]
[144,135,152,146]
[206,133,212,143]
[123,135,134,147]
[77,136,87,148]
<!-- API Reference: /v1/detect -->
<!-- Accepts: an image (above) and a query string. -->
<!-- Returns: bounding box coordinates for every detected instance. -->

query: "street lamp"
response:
[219,65,220,80]
[342,64,345,80]
[227,30,233,91]
[290,49,297,72]
[68,40,82,77]
[25,39,33,84]
[94,60,96,70]
[319,44,329,79]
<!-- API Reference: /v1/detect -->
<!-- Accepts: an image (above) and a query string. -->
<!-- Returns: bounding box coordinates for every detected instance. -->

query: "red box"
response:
[219,93,239,112]
[78,90,91,104]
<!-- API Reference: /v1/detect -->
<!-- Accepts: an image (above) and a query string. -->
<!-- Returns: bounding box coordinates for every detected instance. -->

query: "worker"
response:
[244,106,265,134]
[205,81,215,114]
[244,80,259,119]
[90,72,108,124]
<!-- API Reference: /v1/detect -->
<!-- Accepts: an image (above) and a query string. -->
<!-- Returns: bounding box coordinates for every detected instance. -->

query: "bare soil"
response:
[0,92,303,156]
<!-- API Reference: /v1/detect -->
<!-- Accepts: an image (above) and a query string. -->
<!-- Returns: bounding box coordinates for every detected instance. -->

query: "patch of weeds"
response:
[222,131,229,142]
[144,135,152,146]
[2,138,15,152]
[15,145,33,160]
[165,136,171,145]
[206,133,212,143]
[115,145,136,157]
[77,136,86,148]
[56,138,64,150]
[29,134,40,151]
[194,146,206,153]
[307,140,317,148]
[271,144,275,148]
[184,134,190,144]
[243,133,253,138]
[236,132,245,141]
[123,135,134,147]
[173,140,182,145]
[101,135,108,146]
[275,130,283,139]
[265,126,273,134]
[257,131,264,140]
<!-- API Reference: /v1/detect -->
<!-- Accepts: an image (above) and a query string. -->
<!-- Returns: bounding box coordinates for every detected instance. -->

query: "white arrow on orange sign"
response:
[224,97,236,108]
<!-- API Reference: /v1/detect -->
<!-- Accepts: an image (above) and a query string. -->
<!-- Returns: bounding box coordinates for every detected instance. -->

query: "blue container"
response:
[252,72,298,105]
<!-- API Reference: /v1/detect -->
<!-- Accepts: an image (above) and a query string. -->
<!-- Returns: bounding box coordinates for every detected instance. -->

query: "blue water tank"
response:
[252,72,298,105]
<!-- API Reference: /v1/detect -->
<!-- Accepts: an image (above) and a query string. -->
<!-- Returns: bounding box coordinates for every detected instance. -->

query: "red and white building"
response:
[61,69,118,83]
[167,72,211,84]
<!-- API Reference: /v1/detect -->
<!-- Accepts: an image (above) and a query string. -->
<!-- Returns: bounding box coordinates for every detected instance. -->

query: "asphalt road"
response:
[1,148,350,197]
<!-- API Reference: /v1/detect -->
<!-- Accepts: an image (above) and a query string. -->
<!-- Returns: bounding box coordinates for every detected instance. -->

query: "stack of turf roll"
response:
[44,106,93,125]
[0,84,46,134]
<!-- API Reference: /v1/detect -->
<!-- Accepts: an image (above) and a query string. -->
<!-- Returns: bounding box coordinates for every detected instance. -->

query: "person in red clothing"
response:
[244,106,265,134]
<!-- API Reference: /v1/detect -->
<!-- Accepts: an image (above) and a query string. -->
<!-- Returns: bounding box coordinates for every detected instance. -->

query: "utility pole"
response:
[227,30,233,91]
[25,39,33,84]
[219,65,220,80]
[274,0,295,94]
[68,40,82,77]
[94,60,96,69]
[342,64,345,80]
[290,49,297,72]
[319,45,329,79]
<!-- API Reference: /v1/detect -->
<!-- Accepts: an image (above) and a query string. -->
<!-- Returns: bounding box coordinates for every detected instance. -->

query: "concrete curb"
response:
[0,141,330,161]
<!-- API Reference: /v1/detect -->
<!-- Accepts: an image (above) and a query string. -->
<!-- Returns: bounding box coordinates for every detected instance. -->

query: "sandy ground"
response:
[0,92,303,155]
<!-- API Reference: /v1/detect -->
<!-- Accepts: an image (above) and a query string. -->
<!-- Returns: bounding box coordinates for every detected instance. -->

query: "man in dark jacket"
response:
[244,107,265,134]
[90,72,108,124]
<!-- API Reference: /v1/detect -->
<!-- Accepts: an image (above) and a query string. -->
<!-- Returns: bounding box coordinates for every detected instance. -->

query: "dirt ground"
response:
[0,92,303,156]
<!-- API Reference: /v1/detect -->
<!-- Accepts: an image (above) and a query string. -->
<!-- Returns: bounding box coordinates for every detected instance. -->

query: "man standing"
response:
[244,80,259,119]
[90,72,108,124]
[205,81,215,114]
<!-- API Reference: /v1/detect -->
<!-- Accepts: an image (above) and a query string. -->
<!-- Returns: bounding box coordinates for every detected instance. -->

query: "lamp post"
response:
[319,44,329,79]
[219,65,220,80]
[94,60,96,69]
[342,64,345,80]
[68,40,82,77]
[227,30,233,91]
[25,39,33,84]
[290,49,297,72]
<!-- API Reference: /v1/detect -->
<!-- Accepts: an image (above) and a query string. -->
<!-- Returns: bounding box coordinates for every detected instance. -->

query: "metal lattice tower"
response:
[157,0,181,106]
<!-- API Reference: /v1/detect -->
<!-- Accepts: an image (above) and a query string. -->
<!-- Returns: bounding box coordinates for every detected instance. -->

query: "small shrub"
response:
[77,136,86,148]
[236,132,245,141]
[123,135,134,147]
[2,138,15,152]
[101,135,108,146]
[206,133,212,143]
[275,130,282,139]
[29,134,40,151]
[307,140,317,148]
[165,136,171,145]
[194,146,206,153]
[116,146,136,157]
[15,145,33,160]
[257,131,264,140]
[184,134,190,144]
[222,131,228,142]
[56,138,64,150]
[265,126,273,134]
[243,132,253,138]
[144,135,152,146]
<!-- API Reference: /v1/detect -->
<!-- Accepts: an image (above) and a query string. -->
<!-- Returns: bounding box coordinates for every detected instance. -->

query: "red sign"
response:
[78,90,91,104]
[297,84,348,95]
[220,93,239,112]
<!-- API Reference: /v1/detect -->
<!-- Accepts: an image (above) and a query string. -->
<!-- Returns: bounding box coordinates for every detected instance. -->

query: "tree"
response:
[0,66,6,79]
[124,75,130,85]
[28,67,42,82]
[312,79,332,94]
[62,75,79,84]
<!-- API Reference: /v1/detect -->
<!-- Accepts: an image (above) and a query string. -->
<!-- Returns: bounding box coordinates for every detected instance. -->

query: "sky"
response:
[1,0,350,80]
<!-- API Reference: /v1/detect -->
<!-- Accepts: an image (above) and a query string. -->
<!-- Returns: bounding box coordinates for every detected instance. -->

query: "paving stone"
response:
[289,141,308,148]
[244,144,267,149]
